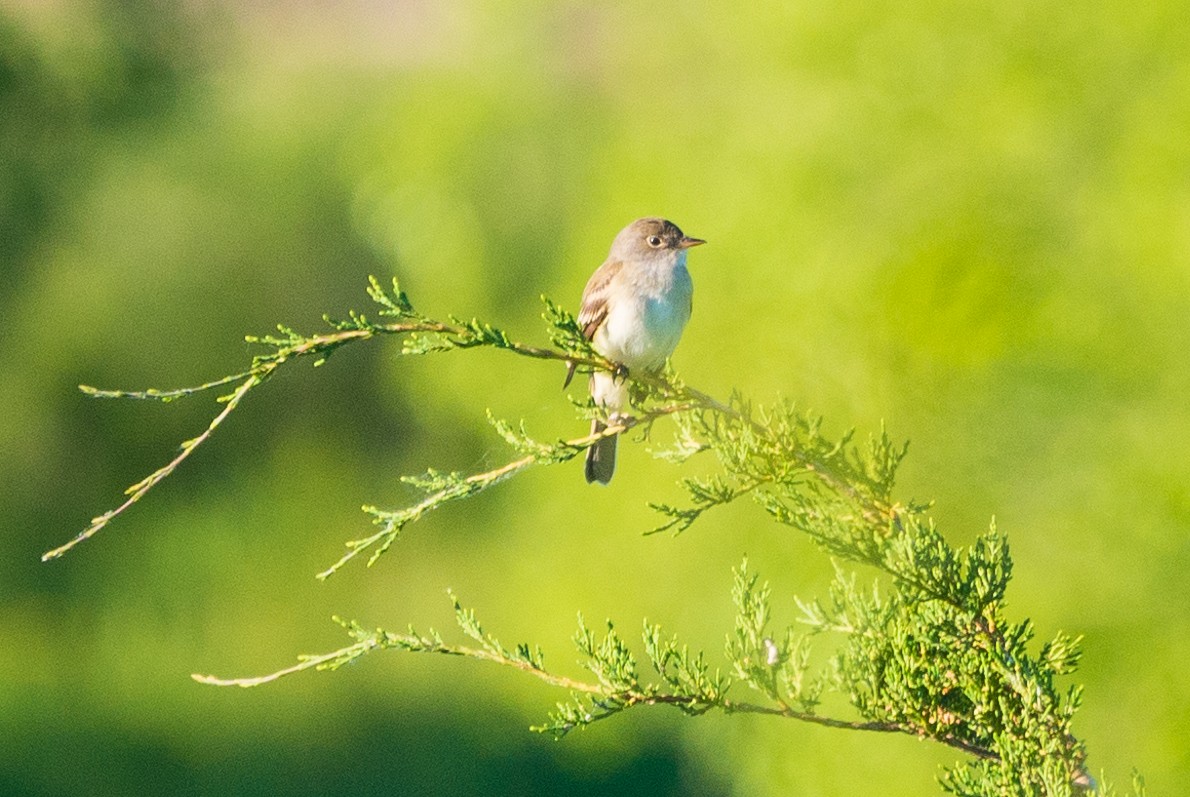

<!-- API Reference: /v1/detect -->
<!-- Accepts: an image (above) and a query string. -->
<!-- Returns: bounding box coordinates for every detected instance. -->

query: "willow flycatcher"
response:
[574,217,705,484]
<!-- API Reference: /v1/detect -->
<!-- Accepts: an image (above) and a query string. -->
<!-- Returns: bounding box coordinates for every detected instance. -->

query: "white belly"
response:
[594,266,692,372]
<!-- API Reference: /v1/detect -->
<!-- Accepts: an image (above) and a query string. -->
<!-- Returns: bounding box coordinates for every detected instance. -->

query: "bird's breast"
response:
[594,264,692,371]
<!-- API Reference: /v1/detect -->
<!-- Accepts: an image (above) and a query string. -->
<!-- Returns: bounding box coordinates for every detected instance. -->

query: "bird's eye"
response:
[647,235,663,248]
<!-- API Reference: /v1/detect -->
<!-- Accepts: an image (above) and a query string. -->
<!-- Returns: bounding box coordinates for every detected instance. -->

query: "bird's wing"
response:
[577,259,623,340]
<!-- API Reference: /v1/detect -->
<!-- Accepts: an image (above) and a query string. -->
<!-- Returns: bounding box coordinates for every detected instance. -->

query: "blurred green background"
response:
[3,1,1187,794]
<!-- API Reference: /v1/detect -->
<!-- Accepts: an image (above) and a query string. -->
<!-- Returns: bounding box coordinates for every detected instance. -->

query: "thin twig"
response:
[44,372,263,561]
[317,403,696,579]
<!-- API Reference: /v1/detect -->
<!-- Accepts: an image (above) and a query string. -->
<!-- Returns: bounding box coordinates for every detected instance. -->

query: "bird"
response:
[574,217,705,484]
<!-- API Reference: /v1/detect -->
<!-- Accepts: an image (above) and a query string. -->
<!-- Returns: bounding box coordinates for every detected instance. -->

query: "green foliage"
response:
[64,277,1145,796]
[727,562,823,715]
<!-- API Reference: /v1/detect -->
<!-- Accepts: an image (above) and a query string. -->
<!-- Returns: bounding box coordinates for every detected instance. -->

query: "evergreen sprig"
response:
[45,276,608,563]
[65,276,1140,796]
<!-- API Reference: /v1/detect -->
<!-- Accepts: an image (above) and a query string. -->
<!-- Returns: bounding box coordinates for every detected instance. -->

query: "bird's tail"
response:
[585,418,617,485]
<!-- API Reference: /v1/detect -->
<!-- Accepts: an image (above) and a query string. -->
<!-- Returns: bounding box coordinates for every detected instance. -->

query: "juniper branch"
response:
[192,589,997,761]
[318,407,678,579]
[46,277,612,561]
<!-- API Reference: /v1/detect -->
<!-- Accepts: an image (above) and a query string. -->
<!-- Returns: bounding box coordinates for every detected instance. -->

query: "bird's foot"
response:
[608,410,635,431]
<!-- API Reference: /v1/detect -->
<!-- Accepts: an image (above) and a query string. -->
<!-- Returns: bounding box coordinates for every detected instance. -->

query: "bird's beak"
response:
[679,236,706,249]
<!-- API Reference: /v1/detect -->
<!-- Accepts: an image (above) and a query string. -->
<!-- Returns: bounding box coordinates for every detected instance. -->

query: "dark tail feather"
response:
[585,419,617,485]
